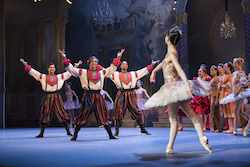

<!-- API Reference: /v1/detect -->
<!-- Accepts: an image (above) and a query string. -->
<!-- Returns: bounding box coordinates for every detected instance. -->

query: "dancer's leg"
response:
[177,115,183,131]
[197,114,205,131]
[233,99,244,134]
[180,100,212,153]
[166,102,179,154]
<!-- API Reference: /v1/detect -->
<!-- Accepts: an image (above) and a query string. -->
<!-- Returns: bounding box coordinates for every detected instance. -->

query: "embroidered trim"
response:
[87,69,101,84]
[62,59,70,67]
[96,65,103,71]
[119,72,131,85]
[112,58,121,66]
[25,65,31,72]
[135,71,138,78]
[147,65,153,72]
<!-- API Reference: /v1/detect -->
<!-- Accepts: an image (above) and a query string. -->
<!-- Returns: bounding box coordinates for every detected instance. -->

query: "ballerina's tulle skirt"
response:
[63,101,78,110]
[144,80,210,108]
[137,99,148,110]
[105,101,114,111]
[219,88,250,104]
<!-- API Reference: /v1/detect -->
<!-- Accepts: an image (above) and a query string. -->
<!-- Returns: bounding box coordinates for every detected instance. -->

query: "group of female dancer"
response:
[187,58,250,137]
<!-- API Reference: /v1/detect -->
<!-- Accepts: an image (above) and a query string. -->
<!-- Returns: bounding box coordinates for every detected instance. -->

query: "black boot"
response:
[36,123,46,138]
[71,124,81,141]
[104,125,117,139]
[137,118,151,135]
[62,122,73,136]
[114,120,119,136]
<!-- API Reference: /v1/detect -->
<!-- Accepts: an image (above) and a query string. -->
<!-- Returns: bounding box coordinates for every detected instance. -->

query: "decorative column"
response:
[51,13,68,73]
[0,0,5,128]
[33,20,48,71]
[175,12,189,77]
[242,1,250,74]
[208,36,215,66]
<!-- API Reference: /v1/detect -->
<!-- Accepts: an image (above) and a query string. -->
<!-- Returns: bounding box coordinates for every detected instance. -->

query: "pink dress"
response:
[63,91,78,110]
[135,89,148,110]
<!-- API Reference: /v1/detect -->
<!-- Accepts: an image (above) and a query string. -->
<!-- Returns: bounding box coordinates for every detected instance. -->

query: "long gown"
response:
[144,59,210,108]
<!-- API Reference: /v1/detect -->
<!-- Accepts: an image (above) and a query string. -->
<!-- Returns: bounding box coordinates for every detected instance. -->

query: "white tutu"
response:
[219,88,250,104]
[144,80,210,108]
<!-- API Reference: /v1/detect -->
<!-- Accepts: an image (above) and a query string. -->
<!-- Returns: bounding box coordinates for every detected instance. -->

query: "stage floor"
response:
[0,127,250,167]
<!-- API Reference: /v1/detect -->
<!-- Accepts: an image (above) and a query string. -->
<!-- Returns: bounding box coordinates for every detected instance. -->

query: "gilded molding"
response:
[242,1,250,14]
[174,12,188,25]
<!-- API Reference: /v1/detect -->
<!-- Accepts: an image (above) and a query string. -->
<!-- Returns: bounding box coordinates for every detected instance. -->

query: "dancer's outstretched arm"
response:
[150,62,163,83]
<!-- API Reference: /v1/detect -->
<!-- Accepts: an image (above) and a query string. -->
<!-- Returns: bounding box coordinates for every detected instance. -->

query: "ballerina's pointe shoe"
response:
[166,145,173,154]
[243,127,249,137]
[223,129,233,133]
[200,136,212,153]
[178,127,183,131]
[233,129,237,135]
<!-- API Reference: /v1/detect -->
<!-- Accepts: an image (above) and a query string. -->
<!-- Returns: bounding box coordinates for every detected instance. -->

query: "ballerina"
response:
[100,89,114,124]
[190,66,211,131]
[144,26,212,154]
[220,58,250,135]
[63,81,79,128]
[209,65,222,132]
[217,63,229,130]
[135,79,151,127]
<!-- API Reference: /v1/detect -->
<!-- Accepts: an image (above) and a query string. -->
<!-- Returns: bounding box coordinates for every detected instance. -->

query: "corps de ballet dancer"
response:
[218,62,235,133]
[60,49,123,140]
[19,58,73,138]
[63,81,80,128]
[108,58,159,136]
[134,79,151,127]
[220,58,250,136]
[190,66,211,131]
[209,65,222,132]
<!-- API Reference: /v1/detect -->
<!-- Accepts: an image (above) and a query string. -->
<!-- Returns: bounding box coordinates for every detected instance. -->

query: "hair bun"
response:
[168,30,180,45]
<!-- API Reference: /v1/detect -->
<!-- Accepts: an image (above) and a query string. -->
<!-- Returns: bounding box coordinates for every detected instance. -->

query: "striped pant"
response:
[113,91,140,120]
[39,93,69,125]
[73,92,110,126]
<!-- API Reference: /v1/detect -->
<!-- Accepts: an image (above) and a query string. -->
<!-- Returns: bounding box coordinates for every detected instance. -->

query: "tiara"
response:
[170,26,183,35]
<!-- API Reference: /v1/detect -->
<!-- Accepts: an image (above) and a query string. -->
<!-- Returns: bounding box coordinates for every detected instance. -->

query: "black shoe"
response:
[35,133,43,138]
[141,129,151,135]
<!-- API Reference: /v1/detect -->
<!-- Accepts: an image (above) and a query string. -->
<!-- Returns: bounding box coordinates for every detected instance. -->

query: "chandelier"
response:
[92,1,115,32]
[220,0,236,39]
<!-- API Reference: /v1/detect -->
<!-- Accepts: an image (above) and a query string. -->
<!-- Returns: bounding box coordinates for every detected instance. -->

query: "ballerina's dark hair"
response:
[218,63,224,68]
[224,62,233,73]
[167,30,180,46]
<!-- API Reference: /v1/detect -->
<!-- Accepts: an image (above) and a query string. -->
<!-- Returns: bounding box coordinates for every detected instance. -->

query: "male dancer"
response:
[109,60,159,136]
[60,49,123,140]
[20,58,73,138]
